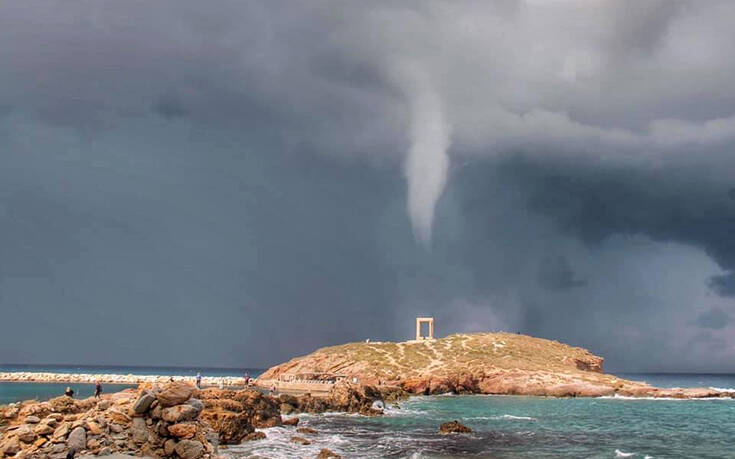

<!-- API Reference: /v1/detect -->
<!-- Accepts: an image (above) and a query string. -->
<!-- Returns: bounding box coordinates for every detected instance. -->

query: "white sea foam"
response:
[709,387,735,392]
[600,394,734,401]
[615,449,636,457]
[228,426,349,459]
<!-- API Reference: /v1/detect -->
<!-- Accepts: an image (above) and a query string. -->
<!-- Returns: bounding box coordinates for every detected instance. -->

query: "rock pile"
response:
[277,382,402,416]
[0,382,287,459]
[1,382,219,459]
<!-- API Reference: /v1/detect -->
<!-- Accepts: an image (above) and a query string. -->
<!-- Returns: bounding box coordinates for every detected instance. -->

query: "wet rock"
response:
[156,382,194,407]
[296,427,317,435]
[439,420,472,434]
[290,436,311,445]
[316,448,342,459]
[167,422,198,439]
[174,439,204,459]
[132,392,156,414]
[242,431,266,442]
[280,403,294,415]
[67,426,87,451]
[282,417,299,426]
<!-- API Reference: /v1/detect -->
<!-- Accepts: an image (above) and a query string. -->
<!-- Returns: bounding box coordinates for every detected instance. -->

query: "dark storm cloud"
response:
[708,273,735,297]
[2,0,735,372]
[695,308,730,330]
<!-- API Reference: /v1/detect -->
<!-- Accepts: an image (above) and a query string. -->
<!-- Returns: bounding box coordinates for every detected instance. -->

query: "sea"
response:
[3,368,735,458]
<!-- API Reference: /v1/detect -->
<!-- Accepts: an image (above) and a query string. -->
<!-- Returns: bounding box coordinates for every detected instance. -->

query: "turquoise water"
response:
[234,395,735,458]
[0,382,137,404]
[233,374,735,459]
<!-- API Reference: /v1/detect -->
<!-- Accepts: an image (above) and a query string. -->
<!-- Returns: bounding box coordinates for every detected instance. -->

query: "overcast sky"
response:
[2,0,735,372]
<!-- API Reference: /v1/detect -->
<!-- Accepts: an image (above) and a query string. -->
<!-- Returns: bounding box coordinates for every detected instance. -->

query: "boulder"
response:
[86,437,101,451]
[297,427,317,435]
[291,436,311,445]
[186,398,204,413]
[85,420,103,435]
[130,417,148,444]
[156,382,195,407]
[67,426,87,451]
[282,417,299,426]
[0,437,21,456]
[439,420,472,434]
[16,425,36,443]
[316,449,342,459]
[25,415,41,424]
[97,400,112,411]
[163,438,177,456]
[161,404,200,423]
[174,439,204,459]
[34,422,55,436]
[132,391,156,414]
[167,422,198,439]
[52,422,70,440]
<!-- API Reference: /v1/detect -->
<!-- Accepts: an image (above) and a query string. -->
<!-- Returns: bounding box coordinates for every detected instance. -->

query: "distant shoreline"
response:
[0,371,250,387]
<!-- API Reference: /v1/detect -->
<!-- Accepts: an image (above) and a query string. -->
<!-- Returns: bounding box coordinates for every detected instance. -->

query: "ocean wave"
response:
[227,426,349,459]
[615,449,636,457]
[600,394,735,401]
[709,387,735,392]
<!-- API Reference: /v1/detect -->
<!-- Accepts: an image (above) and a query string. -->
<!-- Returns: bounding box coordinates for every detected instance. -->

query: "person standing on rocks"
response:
[94,380,102,398]
[196,372,202,388]
[64,386,74,398]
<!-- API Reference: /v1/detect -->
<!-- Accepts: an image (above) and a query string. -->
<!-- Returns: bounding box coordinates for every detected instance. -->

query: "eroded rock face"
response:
[198,411,253,444]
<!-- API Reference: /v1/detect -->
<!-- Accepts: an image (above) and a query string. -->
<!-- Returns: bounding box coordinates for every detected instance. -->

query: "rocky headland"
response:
[258,332,734,399]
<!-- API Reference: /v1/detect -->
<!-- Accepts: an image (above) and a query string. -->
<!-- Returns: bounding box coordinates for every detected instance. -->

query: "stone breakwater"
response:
[0,380,393,459]
[0,373,244,387]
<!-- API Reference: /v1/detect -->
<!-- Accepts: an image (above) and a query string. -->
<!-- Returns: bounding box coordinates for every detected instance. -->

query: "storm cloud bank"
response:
[1,0,735,371]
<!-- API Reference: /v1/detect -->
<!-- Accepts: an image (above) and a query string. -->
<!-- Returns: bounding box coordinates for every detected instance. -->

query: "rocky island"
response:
[258,332,731,399]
